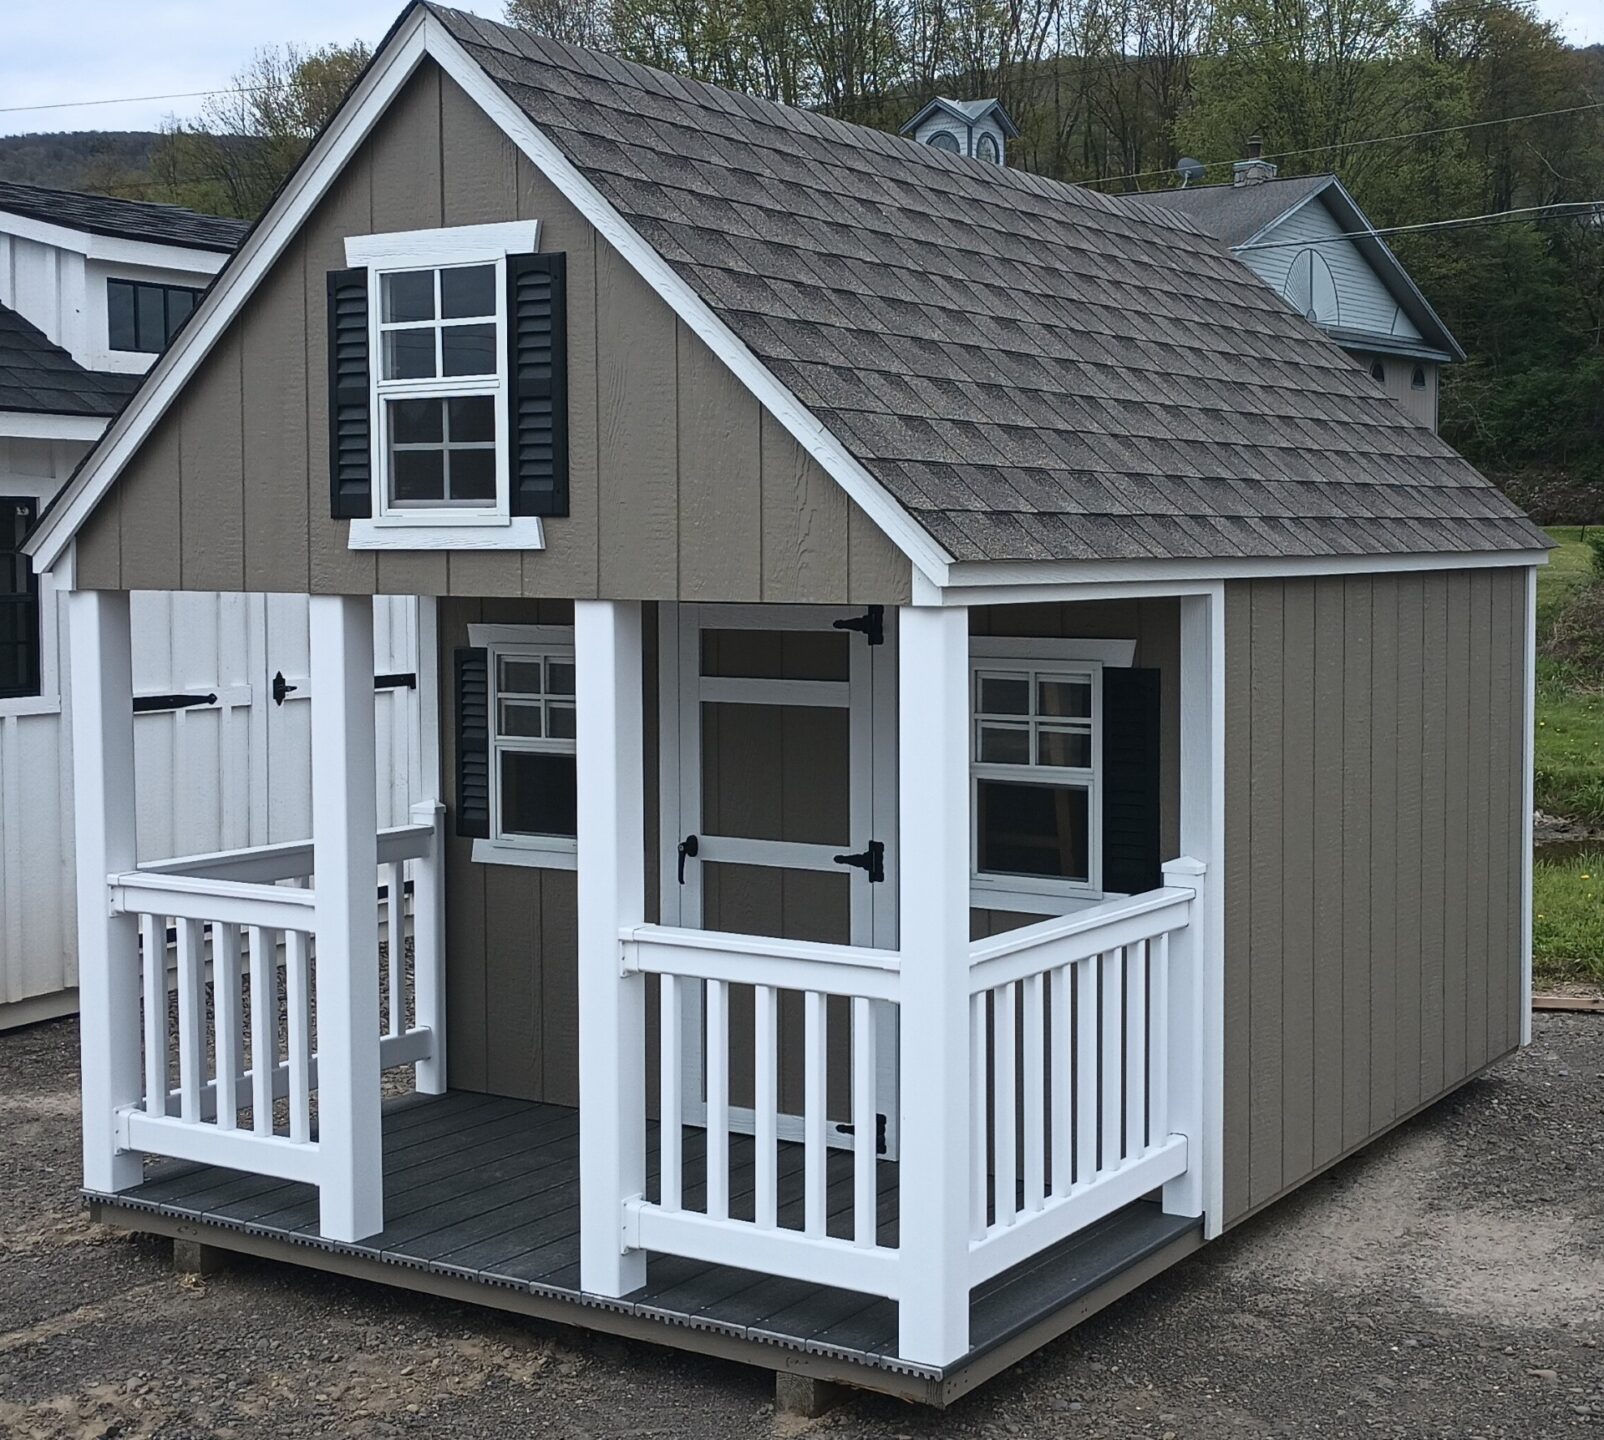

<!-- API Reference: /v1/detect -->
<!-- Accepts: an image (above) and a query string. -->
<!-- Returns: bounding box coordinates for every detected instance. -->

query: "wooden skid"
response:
[90,1090,1200,1403]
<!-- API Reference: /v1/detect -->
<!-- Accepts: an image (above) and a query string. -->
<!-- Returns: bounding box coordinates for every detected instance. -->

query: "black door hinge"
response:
[271,671,299,706]
[832,605,884,646]
[132,691,217,714]
[835,1112,889,1156]
[833,839,884,883]
[374,671,417,690]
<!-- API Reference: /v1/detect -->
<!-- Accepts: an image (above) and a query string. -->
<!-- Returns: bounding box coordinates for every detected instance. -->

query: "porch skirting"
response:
[88,1089,1200,1404]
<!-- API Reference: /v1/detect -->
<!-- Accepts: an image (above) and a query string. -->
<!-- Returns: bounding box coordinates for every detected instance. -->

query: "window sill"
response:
[348,517,546,551]
[472,838,577,872]
[0,693,62,719]
[970,879,1109,916]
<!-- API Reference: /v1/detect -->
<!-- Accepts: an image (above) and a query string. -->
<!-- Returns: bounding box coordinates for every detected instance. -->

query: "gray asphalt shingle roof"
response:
[0,180,248,254]
[433,5,1544,563]
[1135,175,1333,249]
[0,303,139,419]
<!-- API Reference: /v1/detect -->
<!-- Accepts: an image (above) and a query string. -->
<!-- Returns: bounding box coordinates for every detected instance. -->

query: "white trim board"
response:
[0,412,107,442]
[0,208,231,273]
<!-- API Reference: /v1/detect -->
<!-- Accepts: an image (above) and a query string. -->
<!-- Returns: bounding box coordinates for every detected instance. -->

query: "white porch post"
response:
[68,587,143,1193]
[896,603,972,1366]
[1166,588,1225,1229]
[575,598,648,1296]
[309,593,383,1242]
[410,799,447,1094]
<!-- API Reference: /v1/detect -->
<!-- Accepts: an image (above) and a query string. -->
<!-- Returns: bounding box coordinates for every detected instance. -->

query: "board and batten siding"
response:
[72,61,911,608]
[1221,568,1528,1227]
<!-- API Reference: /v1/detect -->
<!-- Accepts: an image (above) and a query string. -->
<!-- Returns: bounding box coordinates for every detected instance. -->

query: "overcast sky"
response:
[3,0,1603,139]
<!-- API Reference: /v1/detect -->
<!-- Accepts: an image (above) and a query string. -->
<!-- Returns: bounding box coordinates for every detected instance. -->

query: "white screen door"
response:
[658,603,900,1156]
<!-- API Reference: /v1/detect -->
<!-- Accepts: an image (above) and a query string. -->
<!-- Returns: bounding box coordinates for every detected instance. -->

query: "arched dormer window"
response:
[1370,358,1386,383]
[1411,364,1427,390]
[976,132,1000,164]
[928,131,961,153]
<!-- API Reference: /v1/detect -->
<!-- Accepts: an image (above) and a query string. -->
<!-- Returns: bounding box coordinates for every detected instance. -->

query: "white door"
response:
[659,602,900,1155]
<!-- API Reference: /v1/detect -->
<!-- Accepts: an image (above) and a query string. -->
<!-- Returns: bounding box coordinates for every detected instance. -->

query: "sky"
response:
[3,0,1604,139]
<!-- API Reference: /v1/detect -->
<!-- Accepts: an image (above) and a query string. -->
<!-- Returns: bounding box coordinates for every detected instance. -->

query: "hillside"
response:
[0,131,165,193]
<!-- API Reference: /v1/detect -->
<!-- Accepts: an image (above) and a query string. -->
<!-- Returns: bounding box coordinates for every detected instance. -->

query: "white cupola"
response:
[899,97,1019,167]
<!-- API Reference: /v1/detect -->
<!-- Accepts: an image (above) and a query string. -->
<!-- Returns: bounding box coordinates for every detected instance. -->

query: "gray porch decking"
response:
[88,1090,1200,1402]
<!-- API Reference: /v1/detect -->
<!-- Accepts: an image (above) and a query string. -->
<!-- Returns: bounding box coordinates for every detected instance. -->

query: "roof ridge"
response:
[0,177,241,224]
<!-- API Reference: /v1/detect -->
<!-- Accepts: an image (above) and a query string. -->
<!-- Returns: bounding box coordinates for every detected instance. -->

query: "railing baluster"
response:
[285,929,312,1143]
[1075,956,1097,1187]
[248,925,278,1136]
[1100,948,1124,1171]
[970,990,988,1237]
[176,918,205,1122]
[141,914,167,1118]
[1151,931,1170,1143]
[803,989,827,1238]
[851,994,876,1247]
[992,981,1016,1229]
[1050,964,1072,1198]
[706,978,728,1221]
[1022,971,1045,1212]
[660,973,682,1212]
[212,922,242,1130]
[754,983,778,1229]
[385,859,406,1037]
[1126,938,1149,1157]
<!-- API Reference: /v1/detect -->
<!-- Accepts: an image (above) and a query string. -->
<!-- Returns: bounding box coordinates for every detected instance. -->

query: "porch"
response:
[70,588,1223,1386]
[89,1089,1201,1403]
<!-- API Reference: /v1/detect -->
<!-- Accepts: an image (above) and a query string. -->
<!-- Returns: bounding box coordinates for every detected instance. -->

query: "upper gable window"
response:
[108,279,202,353]
[928,131,961,153]
[340,222,562,548]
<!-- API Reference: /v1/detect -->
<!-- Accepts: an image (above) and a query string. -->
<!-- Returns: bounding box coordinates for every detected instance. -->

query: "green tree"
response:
[144,42,371,219]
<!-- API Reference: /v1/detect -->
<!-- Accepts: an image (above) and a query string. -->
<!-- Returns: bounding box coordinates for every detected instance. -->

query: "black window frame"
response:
[107,278,203,354]
[0,497,41,700]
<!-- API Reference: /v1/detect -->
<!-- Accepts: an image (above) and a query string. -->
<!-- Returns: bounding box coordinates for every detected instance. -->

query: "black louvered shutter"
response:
[506,252,569,517]
[455,647,490,839]
[1102,667,1162,895]
[327,267,372,519]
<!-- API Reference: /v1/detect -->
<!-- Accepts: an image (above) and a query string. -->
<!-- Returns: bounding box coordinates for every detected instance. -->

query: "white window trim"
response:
[344,222,540,541]
[467,620,576,871]
[968,636,1135,915]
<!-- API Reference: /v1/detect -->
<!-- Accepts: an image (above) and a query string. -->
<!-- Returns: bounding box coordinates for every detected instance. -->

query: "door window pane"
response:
[976,779,1089,882]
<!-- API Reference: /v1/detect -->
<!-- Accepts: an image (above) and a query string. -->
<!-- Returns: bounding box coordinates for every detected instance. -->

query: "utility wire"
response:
[1080,98,1604,189]
[0,85,268,117]
[1235,199,1603,248]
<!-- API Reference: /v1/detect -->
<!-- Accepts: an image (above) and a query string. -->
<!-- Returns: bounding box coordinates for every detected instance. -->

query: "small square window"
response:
[976,779,1089,883]
[382,269,435,323]
[978,673,1029,715]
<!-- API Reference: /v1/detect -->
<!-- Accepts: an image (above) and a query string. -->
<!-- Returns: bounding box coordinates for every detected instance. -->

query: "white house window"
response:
[470,623,577,870]
[345,221,540,541]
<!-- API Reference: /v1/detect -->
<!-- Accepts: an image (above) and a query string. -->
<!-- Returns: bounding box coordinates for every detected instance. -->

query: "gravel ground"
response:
[1,1013,1601,1439]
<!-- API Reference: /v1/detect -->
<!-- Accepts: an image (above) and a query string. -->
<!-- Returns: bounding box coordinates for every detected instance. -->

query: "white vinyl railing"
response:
[619,924,903,1300]
[104,804,444,1192]
[965,864,1201,1286]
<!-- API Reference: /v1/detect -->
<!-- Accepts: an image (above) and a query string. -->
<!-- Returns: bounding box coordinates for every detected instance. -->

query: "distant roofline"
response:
[0,178,248,253]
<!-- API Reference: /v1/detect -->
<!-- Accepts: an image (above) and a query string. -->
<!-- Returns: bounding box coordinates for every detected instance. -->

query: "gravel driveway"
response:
[2,1013,1601,1438]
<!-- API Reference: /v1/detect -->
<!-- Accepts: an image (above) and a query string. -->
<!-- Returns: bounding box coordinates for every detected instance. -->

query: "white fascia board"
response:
[24,11,433,573]
[0,210,229,273]
[0,411,108,442]
[937,547,1550,604]
[418,16,953,589]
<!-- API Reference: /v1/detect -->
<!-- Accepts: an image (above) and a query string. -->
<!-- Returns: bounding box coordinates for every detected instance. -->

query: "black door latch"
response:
[677,833,699,884]
[271,671,299,707]
[833,839,884,883]
[832,605,884,646]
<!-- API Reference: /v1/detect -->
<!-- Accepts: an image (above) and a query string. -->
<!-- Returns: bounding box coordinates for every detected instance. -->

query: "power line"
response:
[1080,98,1604,190]
[1235,199,1602,248]
[0,85,268,117]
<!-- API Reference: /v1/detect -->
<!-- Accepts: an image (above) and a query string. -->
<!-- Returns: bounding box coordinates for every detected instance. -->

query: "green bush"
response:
[1589,530,1604,579]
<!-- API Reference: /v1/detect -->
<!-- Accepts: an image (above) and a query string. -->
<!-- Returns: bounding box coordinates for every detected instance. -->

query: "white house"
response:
[0,181,422,1028]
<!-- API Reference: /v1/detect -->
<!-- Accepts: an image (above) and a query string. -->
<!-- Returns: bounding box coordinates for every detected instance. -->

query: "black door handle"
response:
[833,840,885,883]
[271,671,299,707]
[677,834,699,884]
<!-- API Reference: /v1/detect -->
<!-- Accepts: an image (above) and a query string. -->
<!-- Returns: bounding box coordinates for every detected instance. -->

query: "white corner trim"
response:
[23,10,434,573]
[971,635,1136,666]
[0,411,108,442]
[418,16,953,590]
[1520,565,1536,1046]
[345,220,540,267]
[348,516,546,550]
[471,837,578,871]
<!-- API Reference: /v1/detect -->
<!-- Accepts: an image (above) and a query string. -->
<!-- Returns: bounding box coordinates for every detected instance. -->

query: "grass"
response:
[1534,851,1604,985]
[1534,526,1604,983]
